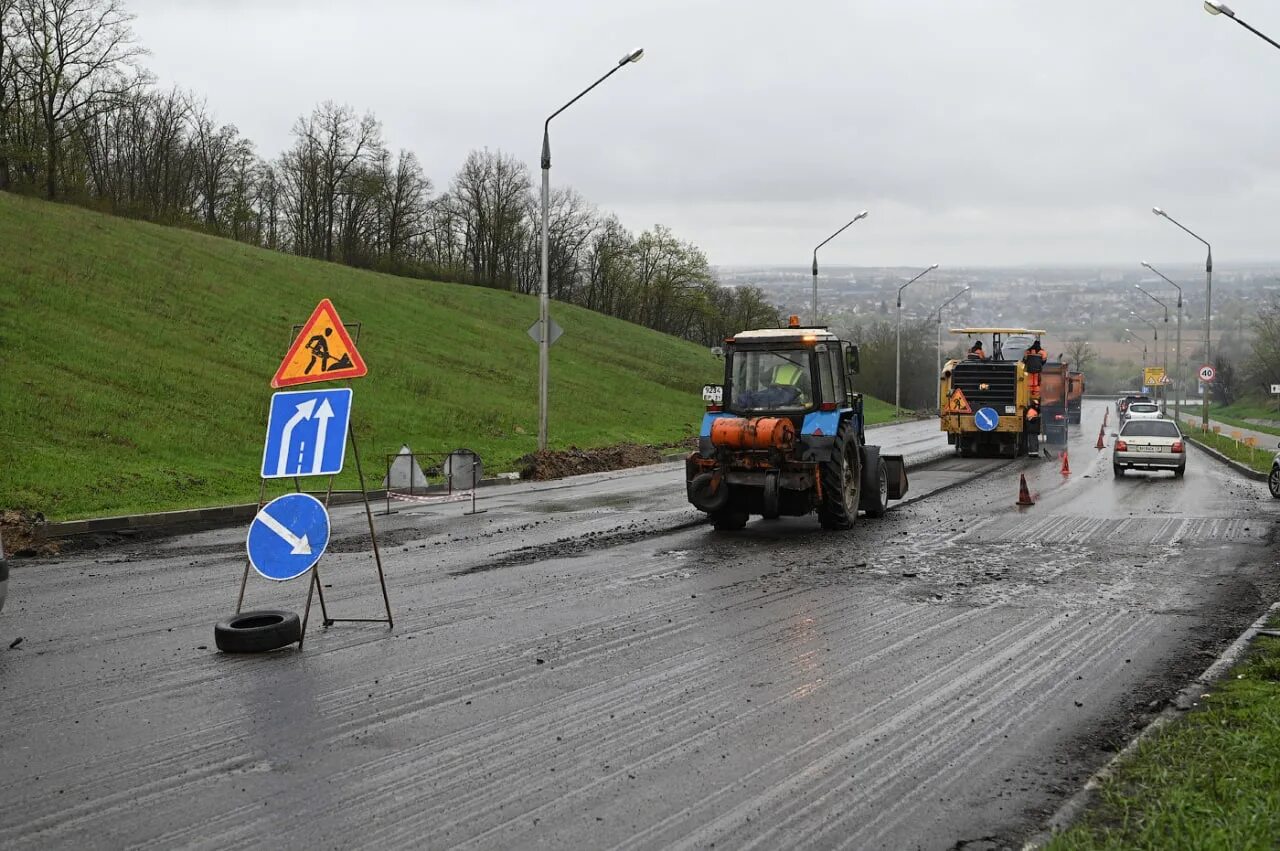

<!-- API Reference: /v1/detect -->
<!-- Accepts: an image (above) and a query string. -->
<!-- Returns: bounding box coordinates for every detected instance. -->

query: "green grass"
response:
[0,193,732,520]
[863,395,896,425]
[1180,423,1274,474]
[1189,398,1280,438]
[1046,617,1280,851]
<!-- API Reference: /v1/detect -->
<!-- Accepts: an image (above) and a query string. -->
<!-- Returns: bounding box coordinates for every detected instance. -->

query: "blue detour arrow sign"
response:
[246,493,331,581]
[974,407,1000,432]
[261,388,352,479]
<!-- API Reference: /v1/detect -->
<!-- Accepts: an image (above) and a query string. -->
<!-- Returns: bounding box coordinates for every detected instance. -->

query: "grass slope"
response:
[0,193,723,519]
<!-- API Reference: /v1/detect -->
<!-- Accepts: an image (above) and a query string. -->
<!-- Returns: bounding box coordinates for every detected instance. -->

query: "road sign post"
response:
[231,301,392,650]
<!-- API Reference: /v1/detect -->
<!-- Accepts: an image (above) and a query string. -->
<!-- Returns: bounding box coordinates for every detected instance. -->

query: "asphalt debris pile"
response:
[518,444,667,481]
[1,509,58,557]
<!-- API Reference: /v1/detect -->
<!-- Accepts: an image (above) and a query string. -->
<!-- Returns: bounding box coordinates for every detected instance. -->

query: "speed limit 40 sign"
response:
[1198,364,1216,382]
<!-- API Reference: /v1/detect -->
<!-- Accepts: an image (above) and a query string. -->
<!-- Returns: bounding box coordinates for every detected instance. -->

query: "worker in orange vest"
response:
[967,340,987,361]
[1023,338,1047,398]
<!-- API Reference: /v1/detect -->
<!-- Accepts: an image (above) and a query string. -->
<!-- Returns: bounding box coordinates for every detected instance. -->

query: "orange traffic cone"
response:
[1095,426,1105,450]
[1060,450,1071,476]
[1017,473,1035,506]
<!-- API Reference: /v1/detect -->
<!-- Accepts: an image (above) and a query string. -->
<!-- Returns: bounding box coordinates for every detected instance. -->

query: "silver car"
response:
[1114,418,1186,478]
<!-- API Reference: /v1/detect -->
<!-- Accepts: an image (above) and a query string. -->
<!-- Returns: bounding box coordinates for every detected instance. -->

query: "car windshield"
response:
[729,349,814,412]
[1122,420,1180,438]
[1129,403,1159,413]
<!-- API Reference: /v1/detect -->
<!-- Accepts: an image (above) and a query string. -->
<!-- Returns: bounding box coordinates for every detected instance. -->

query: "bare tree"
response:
[14,0,147,199]
[1064,337,1096,374]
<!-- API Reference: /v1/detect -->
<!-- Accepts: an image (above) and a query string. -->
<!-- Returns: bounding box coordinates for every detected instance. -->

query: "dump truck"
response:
[686,318,907,531]
[940,327,1047,457]
[1066,370,1085,424]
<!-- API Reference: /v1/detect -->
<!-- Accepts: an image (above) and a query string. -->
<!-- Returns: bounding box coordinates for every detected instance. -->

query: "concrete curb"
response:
[38,476,523,542]
[1022,601,1280,849]
[34,439,953,545]
[1182,434,1269,482]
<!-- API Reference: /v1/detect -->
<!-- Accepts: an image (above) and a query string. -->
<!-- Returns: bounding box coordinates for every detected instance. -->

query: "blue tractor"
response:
[686,321,907,530]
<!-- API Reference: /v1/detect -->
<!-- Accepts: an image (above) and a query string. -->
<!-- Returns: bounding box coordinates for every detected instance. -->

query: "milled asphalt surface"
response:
[2,401,1278,850]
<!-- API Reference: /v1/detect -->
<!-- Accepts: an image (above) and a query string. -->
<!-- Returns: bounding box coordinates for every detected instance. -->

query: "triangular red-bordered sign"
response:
[271,299,368,388]
[945,387,972,414]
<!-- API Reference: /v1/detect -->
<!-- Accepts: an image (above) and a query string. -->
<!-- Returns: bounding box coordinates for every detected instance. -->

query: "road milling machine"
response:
[939,328,1068,457]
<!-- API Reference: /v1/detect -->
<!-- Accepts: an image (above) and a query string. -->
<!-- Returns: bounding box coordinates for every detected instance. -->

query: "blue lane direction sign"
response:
[261,388,352,479]
[974,406,1000,432]
[246,493,331,581]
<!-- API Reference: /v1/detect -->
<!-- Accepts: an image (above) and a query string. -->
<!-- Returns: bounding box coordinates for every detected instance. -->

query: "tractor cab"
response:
[721,325,860,425]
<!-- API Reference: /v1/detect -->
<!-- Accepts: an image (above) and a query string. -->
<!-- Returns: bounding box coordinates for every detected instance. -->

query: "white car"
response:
[1114,418,1186,478]
[1123,402,1162,421]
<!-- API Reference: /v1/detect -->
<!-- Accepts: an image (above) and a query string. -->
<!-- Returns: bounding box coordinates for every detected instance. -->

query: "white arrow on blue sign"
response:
[246,493,331,581]
[261,388,352,479]
[974,407,1000,432]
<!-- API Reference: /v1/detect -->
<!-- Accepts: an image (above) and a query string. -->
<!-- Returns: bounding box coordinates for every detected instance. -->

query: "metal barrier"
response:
[383,448,485,516]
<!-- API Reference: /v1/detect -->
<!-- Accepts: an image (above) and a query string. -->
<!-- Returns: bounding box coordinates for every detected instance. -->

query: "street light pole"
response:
[1130,312,1161,403]
[1125,330,1148,369]
[895,263,939,416]
[933,286,970,412]
[1134,285,1170,412]
[811,211,868,325]
[1153,207,1212,429]
[1141,261,1183,420]
[1204,2,1280,51]
[538,48,644,451]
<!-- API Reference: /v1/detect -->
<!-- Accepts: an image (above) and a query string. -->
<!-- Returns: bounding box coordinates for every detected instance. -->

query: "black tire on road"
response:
[710,510,748,531]
[1113,463,1124,478]
[859,445,888,518]
[1174,465,1186,479]
[1269,466,1280,498]
[818,422,862,530]
[214,609,302,653]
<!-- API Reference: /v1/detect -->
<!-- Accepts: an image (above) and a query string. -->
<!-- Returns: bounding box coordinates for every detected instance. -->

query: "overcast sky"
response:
[126,0,1280,268]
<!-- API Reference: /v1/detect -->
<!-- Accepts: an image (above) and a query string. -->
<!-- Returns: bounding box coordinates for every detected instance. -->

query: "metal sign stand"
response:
[233,319,392,649]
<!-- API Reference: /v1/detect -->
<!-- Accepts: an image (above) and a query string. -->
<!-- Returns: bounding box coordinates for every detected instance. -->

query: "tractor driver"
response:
[765,358,811,406]
[967,340,987,361]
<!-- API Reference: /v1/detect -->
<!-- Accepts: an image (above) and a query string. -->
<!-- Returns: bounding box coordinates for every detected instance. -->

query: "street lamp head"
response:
[620,48,645,65]
[929,263,939,270]
[1205,1,1235,17]
[1141,260,1152,269]
[1152,206,1165,217]
[855,210,869,221]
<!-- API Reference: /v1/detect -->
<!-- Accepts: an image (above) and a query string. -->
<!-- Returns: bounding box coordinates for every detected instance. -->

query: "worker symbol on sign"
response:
[304,327,354,375]
[946,387,972,415]
[272,298,368,388]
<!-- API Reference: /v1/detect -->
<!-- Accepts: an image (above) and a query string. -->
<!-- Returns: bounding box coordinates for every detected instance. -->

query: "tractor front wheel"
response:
[818,424,862,530]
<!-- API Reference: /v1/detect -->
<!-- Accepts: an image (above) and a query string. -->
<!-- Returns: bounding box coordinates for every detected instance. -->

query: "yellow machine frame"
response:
[939,328,1046,449]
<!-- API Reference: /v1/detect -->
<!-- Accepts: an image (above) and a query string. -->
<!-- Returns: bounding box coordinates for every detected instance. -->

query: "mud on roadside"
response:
[518,440,694,481]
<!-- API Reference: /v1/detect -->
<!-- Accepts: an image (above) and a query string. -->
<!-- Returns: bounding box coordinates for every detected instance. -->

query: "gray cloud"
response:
[127,0,1280,265]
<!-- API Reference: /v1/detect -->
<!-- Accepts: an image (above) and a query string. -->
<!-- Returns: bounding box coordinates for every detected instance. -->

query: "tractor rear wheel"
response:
[818,423,862,530]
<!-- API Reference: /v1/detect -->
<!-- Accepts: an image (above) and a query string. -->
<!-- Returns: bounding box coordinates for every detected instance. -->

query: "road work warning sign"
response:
[271,299,368,388]
[945,387,972,414]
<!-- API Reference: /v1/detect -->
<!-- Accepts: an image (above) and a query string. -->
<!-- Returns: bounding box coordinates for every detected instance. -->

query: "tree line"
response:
[0,0,779,346]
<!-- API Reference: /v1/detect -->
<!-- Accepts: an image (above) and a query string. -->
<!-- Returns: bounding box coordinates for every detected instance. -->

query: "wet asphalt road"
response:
[2,401,1278,850]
